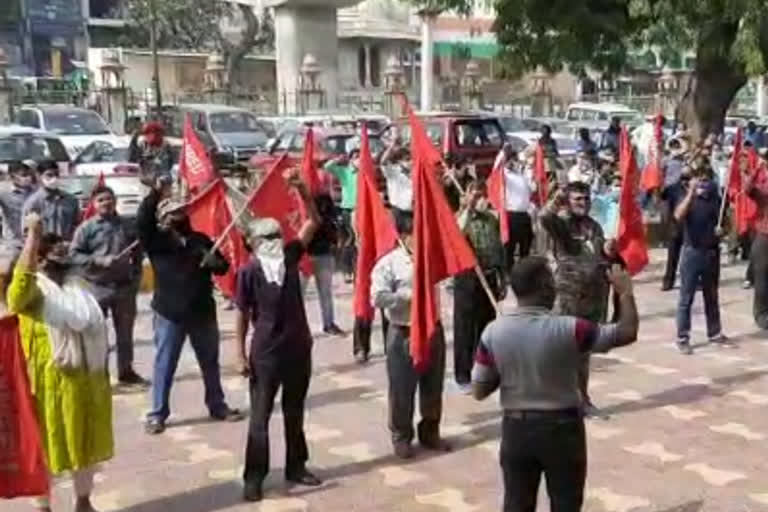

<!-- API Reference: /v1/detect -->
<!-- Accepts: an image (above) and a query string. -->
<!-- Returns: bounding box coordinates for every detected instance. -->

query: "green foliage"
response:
[412,0,768,78]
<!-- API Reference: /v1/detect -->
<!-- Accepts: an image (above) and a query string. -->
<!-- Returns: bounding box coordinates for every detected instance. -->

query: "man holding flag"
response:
[453,180,504,392]
[70,185,146,386]
[234,167,322,502]
[137,179,242,435]
[744,154,768,329]
[371,102,478,459]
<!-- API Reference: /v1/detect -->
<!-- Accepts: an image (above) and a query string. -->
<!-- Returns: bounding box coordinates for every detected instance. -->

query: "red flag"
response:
[404,101,443,169]
[726,128,744,200]
[408,108,478,372]
[248,154,312,275]
[0,316,49,498]
[300,128,321,195]
[353,125,399,321]
[533,143,548,205]
[179,114,217,192]
[640,114,664,192]
[617,128,649,275]
[81,172,106,221]
[487,159,510,244]
[186,179,248,298]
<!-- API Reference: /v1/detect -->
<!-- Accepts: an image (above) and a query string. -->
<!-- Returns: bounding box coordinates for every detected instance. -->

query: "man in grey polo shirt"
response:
[472,257,639,512]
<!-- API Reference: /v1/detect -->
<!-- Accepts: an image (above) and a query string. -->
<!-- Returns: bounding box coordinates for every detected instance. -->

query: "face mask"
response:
[41,176,59,190]
[257,239,284,258]
[255,238,286,286]
[475,198,489,212]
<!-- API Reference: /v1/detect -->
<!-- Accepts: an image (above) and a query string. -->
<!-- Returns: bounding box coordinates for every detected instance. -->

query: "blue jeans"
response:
[676,246,722,341]
[310,254,336,329]
[147,312,228,422]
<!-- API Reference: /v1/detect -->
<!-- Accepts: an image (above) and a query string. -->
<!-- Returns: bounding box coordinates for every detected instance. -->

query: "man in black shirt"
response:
[137,178,242,434]
[234,169,321,502]
[671,169,733,354]
[306,192,344,335]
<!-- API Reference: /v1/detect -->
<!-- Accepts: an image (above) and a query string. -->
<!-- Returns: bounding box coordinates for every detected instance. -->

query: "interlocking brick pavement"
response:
[5,250,768,512]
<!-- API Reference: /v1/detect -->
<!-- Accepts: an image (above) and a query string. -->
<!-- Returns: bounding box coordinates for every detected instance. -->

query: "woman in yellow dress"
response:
[7,213,113,512]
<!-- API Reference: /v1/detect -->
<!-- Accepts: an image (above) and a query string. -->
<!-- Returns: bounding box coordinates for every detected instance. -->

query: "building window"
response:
[358,45,366,87]
[370,45,381,87]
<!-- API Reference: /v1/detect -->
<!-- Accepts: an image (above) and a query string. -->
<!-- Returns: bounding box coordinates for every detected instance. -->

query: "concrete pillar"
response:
[0,88,11,125]
[364,42,372,88]
[102,88,127,134]
[269,0,357,113]
[419,12,436,112]
[756,76,766,117]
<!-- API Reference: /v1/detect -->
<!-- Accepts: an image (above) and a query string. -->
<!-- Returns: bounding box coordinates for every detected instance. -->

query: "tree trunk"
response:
[224,4,260,92]
[677,21,746,143]
[677,66,746,142]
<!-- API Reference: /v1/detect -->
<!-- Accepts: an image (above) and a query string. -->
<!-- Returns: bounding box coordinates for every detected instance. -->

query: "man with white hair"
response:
[233,168,321,502]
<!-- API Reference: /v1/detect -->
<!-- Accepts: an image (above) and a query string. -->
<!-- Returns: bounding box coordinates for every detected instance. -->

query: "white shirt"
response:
[504,166,533,212]
[370,246,440,327]
[382,162,413,211]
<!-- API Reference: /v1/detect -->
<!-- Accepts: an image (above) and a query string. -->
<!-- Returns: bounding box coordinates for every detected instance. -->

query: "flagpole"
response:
[717,166,731,230]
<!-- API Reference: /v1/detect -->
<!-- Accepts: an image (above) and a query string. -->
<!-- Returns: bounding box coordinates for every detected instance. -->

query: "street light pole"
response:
[149,0,162,117]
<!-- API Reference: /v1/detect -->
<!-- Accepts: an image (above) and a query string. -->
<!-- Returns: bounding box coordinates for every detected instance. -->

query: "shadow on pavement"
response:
[600,368,768,417]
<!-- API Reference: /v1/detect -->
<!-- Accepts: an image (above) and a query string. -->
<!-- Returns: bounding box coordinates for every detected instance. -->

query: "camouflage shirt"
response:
[539,208,609,322]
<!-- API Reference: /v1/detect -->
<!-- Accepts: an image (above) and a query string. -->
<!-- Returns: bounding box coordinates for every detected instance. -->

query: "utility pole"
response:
[149,0,162,118]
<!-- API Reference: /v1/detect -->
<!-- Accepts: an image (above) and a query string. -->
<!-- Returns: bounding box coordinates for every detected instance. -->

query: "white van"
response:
[565,102,642,125]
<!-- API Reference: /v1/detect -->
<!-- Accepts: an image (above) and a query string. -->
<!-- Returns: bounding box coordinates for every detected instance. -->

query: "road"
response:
[15,249,768,512]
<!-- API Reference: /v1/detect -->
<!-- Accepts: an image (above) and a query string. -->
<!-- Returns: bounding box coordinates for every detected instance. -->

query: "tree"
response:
[409,0,768,140]
[124,0,274,89]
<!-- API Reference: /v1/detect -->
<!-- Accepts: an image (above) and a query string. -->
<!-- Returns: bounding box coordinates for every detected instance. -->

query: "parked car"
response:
[72,136,182,177]
[384,111,505,175]
[166,104,271,164]
[565,102,642,125]
[497,114,527,134]
[506,130,580,168]
[60,173,145,219]
[15,105,120,158]
[0,125,71,174]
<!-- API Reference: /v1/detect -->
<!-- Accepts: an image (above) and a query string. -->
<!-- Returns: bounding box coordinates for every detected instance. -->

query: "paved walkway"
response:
[19,250,768,512]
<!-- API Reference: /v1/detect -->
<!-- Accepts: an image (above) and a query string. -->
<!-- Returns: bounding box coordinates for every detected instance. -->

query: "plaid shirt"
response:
[458,208,504,272]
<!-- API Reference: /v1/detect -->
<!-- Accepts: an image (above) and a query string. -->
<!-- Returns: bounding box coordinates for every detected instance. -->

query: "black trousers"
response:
[352,310,390,357]
[505,211,534,272]
[339,208,356,276]
[751,233,768,329]
[453,271,497,385]
[243,355,311,484]
[501,413,587,512]
[662,221,684,288]
[387,325,445,444]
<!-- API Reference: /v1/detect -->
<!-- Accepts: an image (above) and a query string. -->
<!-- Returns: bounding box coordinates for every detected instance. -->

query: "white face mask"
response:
[41,176,59,189]
[255,238,286,285]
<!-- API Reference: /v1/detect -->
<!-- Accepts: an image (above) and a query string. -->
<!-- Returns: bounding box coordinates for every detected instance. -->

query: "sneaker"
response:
[323,324,346,336]
[285,468,322,487]
[676,339,694,355]
[118,369,150,387]
[455,382,473,395]
[353,351,369,364]
[145,418,166,435]
[393,441,414,459]
[742,280,753,289]
[709,333,737,348]
[242,480,263,502]
[661,283,674,292]
[210,407,244,422]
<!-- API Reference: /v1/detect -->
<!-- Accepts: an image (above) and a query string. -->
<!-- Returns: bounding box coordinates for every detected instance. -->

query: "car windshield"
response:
[321,135,354,155]
[0,135,70,162]
[454,120,504,147]
[498,116,525,133]
[612,111,642,123]
[344,134,385,155]
[78,143,130,164]
[209,112,265,134]
[43,111,111,135]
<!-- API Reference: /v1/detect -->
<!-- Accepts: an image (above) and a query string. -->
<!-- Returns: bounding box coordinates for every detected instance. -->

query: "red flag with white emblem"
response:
[179,114,217,192]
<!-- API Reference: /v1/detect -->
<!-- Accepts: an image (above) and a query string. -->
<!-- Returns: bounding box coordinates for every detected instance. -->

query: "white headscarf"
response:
[247,218,286,286]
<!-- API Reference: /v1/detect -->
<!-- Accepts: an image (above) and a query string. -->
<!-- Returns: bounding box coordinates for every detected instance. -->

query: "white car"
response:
[15,105,122,159]
[72,137,139,176]
[506,130,580,164]
[0,125,71,174]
